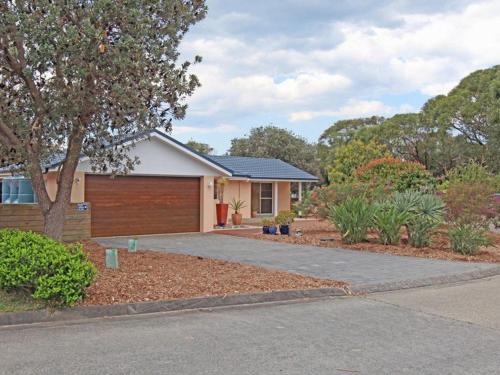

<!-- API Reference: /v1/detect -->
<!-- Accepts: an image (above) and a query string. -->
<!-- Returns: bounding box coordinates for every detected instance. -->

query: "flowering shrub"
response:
[354,157,436,192]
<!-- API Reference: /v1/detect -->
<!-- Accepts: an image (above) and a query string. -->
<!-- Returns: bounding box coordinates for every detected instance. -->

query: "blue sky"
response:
[173,0,500,154]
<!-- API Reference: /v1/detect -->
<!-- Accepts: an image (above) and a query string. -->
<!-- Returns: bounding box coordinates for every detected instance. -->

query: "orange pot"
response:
[232,213,243,225]
[216,203,229,226]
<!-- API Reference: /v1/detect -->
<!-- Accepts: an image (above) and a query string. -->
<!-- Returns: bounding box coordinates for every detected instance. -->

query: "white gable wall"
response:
[77,136,224,177]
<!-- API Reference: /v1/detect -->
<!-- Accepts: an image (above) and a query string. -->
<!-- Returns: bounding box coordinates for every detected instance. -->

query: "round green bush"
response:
[0,229,96,306]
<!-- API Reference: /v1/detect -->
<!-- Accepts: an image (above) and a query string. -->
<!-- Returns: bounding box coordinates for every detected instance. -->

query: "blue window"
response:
[1,177,37,204]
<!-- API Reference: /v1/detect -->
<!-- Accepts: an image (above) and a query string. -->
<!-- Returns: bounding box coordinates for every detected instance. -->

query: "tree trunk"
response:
[28,129,84,241]
[42,202,66,241]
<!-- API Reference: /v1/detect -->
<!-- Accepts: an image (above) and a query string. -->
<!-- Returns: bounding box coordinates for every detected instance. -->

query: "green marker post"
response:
[105,249,119,269]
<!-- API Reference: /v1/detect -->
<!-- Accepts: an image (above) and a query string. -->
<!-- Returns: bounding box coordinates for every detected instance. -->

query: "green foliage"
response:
[318,116,385,178]
[229,198,247,213]
[398,192,445,248]
[448,224,491,255]
[329,197,375,244]
[372,202,410,245]
[444,161,500,190]
[327,140,390,182]
[0,230,96,306]
[422,65,500,173]
[261,218,274,227]
[275,210,296,226]
[185,140,214,155]
[354,157,437,193]
[229,125,319,177]
[0,1,206,238]
[296,181,387,219]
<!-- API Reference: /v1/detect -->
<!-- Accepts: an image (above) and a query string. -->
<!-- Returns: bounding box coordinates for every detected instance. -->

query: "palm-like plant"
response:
[329,197,375,244]
[229,198,247,214]
[391,191,444,247]
[372,202,410,245]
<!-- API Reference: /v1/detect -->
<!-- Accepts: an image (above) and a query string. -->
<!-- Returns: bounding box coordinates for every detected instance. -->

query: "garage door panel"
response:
[85,175,200,237]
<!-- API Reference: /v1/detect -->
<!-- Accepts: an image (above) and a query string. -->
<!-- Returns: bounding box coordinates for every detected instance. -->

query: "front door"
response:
[251,182,273,214]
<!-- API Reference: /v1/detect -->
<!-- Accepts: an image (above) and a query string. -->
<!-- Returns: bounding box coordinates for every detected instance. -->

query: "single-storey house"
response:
[1,130,317,237]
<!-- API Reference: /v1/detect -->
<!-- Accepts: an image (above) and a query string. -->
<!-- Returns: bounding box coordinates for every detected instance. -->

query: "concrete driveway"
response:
[96,233,499,287]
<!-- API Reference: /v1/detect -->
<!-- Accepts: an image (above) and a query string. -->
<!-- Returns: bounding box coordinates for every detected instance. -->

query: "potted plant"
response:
[275,210,296,235]
[215,177,229,226]
[261,218,273,234]
[268,219,278,235]
[230,198,247,226]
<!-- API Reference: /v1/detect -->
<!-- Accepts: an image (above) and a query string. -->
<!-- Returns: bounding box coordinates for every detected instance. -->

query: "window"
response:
[251,182,273,214]
[1,177,37,204]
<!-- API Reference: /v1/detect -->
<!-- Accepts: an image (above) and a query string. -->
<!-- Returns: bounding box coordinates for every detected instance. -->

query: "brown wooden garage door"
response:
[85,175,200,237]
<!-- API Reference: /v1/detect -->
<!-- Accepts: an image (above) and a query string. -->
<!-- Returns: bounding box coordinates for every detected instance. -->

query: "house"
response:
[0,130,318,237]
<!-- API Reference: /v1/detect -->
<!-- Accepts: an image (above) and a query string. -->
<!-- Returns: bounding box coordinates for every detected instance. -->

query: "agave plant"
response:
[329,197,375,244]
[397,191,444,248]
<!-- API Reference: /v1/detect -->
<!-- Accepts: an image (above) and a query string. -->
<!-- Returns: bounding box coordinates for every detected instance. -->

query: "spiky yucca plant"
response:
[329,197,375,244]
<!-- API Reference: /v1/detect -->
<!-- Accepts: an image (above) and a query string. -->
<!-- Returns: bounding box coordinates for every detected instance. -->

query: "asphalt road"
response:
[2,278,500,375]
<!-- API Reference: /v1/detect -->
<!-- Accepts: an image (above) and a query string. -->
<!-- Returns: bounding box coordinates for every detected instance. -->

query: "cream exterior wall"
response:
[277,181,291,212]
[200,176,216,232]
[224,180,252,219]
[44,171,85,203]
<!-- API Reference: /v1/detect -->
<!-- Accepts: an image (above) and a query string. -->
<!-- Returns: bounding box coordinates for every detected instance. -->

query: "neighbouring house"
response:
[0,130,318,237]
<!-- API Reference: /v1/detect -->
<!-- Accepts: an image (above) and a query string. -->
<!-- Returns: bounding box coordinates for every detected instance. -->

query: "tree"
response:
[0,1,206,239]
[318,116,384,179]
[185,139,214,154]
[326,139,390,183]
[229,125,319,176]
[422,65,500,173]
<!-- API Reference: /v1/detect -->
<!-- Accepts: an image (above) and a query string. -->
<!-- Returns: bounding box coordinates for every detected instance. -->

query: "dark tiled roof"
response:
[1,129,319,181]
[205,155,318,181]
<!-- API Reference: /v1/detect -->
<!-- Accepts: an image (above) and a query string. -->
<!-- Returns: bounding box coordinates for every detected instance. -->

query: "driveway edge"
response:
[0,287,348,327]
[2,266,500,327]
[350,266,500,294]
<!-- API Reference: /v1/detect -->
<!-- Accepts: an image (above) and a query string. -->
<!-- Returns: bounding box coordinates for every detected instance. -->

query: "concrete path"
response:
[97,233,498,287]
[2,292,500,375]
[371,275,500,330]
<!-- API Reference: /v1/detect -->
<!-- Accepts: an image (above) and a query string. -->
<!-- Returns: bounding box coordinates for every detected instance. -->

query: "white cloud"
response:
[179,0,500,135]
[289,100,394,122]
[171,123,238,136]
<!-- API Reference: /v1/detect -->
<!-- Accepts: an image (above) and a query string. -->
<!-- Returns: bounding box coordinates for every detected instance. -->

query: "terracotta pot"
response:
[231,213,243,225]
[216,203,229,226]
[251,210,258,218]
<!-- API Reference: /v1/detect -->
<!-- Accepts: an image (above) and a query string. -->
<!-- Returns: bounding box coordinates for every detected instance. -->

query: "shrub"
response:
[391,191,444,247]
[407,194,444,247]
[0,230,96,306]
[295,181,387,219]
[372,202,410,245]
[354,157,437,193]
[448,224,491,255]
[275,210,296,226]
[444,181,498,227]
[329,197,375,244]
[446,161,498,186]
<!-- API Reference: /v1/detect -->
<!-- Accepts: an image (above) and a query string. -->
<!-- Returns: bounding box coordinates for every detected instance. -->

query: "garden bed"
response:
[218,220,500,263]
[80,241,346,306]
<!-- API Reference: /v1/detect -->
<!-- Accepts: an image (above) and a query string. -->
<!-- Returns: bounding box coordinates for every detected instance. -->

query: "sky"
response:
[172,0,500,154]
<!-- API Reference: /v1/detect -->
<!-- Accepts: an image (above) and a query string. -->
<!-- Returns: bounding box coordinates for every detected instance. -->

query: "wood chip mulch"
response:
[217,220,500,263]
[81,241,346,306]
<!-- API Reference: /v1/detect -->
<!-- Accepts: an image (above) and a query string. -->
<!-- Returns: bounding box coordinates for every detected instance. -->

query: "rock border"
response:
[2,266,500,327]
